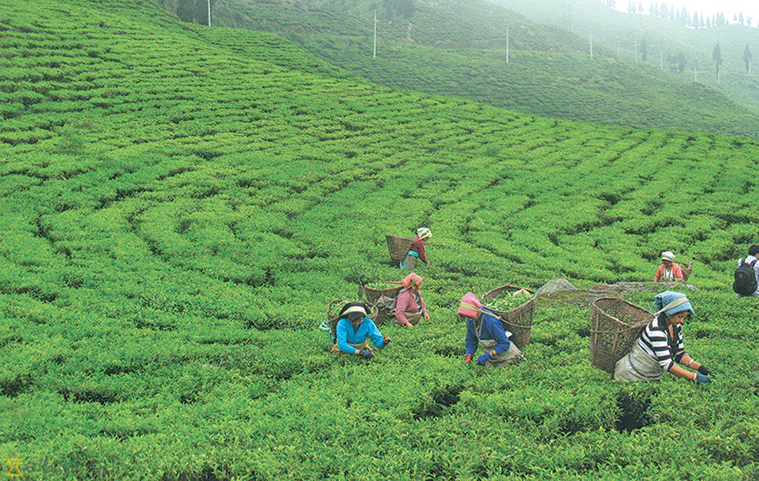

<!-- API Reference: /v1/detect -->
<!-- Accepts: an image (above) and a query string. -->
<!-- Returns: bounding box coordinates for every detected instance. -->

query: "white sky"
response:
[618,1,759,24]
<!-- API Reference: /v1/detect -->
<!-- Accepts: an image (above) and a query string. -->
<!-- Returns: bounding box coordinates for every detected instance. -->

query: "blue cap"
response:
[652,291,694,318]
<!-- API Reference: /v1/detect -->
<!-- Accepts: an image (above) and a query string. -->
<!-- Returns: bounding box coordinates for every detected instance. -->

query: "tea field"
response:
[1,0,758,478]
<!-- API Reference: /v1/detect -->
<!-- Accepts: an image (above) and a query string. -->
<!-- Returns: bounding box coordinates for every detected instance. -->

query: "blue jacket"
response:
[336,317,386,355]
[465,308,510,356]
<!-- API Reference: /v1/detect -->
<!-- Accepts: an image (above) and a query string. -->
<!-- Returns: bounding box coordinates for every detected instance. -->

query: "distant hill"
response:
[492,0,759,113]
[194,0,759,138]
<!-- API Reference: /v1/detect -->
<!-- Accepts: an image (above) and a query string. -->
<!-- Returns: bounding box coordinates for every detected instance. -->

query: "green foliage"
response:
[0,0,757,479]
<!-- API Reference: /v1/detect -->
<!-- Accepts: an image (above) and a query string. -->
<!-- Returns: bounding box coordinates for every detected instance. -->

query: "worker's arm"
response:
[366,318,386,348]
[465,323,478,357]
[486,318,511,355]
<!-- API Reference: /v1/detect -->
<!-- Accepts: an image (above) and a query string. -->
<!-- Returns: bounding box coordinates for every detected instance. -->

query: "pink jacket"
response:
[654,263,684,282]
[394,288,426,326]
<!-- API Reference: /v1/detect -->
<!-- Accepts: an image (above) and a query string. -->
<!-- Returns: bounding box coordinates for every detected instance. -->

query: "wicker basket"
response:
[481,285,536,350]
[681,266,693,281]
[590,298,651,374]
[386,235,414,262]
[359,282,402,324]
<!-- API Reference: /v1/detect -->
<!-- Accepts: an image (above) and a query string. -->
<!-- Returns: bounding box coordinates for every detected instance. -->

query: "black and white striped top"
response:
[637,316,686,371]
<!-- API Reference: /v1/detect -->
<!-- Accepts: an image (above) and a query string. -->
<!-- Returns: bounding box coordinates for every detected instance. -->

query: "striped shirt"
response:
[637,316,685,371]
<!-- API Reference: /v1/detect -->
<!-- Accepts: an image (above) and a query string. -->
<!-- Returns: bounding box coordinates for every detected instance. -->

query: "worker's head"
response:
[402,273,423,291]
[417,227,432,240]
[340,303,368,325]
[749,245,759,256]
[458,292,482,322]
[652,291,695,325]
[661,251,675,267]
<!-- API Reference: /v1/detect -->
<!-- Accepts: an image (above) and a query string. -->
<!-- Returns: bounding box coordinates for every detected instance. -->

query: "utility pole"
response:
[373,10,377,59]
[617,40,620,59]
[506,27,510,63]
[634,40,638,62]
[207,0,211,26]
[589,27,593,59]
[660,52,663,70]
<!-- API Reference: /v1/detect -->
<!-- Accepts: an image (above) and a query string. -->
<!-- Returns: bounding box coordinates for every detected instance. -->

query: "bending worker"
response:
[400,227,431,269]
[459,292,521,366]
[614,291,711,384]
[394,273,430,328]
[334,302,390,360]
[654,251,684,282]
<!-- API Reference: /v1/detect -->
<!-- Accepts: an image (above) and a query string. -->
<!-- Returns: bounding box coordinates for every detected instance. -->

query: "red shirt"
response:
[410,236,429,264]
[394,288,427,326]
[654,263,684,282]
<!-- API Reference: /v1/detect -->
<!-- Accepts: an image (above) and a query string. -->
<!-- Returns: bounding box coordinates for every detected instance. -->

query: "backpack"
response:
[733,258,758,295]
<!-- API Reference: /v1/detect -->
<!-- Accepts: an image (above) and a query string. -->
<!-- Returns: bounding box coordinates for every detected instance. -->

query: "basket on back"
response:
[590,298,651,374]
[385,235,414,262]
[680,266,693,281]
[359,282,402,324]
[481,285,536,349]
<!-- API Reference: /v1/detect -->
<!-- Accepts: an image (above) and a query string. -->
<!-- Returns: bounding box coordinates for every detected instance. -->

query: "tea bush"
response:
[0,0,757,478]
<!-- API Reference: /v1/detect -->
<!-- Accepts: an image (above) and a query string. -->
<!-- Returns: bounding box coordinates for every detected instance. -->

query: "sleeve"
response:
[416,239,428,264]
[674,264,684,280]
[654,265,662,282]
[394,290,412,326]
[645,324,674,371]
[465,322,478,356]
[336,319,356,355]
[673,327,686,363]
[485,317,511,355]
[365,318,385,348]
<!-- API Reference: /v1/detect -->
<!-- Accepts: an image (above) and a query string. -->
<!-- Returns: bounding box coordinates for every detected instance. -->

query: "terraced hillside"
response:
[209,0,759,139]
[1,0,758,478]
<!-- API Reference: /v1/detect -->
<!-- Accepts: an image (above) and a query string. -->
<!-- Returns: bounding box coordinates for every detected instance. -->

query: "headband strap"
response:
[654,296,689,317]
[459,301,482,313]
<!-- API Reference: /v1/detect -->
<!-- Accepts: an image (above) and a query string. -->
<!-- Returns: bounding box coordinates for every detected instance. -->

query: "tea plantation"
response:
[1,0,758,479]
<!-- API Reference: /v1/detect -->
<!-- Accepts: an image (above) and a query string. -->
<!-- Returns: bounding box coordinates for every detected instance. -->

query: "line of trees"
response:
[614,2,754,28]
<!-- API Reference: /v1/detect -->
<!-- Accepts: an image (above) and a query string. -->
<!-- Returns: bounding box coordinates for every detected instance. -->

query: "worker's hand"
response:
[477,353,491,366]
[424,311,430,321]
[358,349,373,360]
[490,350,498,357]
[405,323,414,329]
[463,354,472,364]
[382,337,391,346]
[695,373,712,384]
[698,364,710,376]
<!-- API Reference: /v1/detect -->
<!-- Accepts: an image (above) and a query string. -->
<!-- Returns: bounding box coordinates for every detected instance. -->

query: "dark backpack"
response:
[733,258,758,295]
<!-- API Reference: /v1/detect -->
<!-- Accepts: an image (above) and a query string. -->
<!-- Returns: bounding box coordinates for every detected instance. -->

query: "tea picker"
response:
[653,251,686,282]
[613,291,712,384]
[393,273,430,328]
[399,227,432,269]
[332,302,391,359]
[458,292,522,367]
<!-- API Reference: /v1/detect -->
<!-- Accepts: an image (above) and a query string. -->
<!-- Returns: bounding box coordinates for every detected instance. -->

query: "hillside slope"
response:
[493,0,759,113]
[0,0,758,479]
[206,0,759,139]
